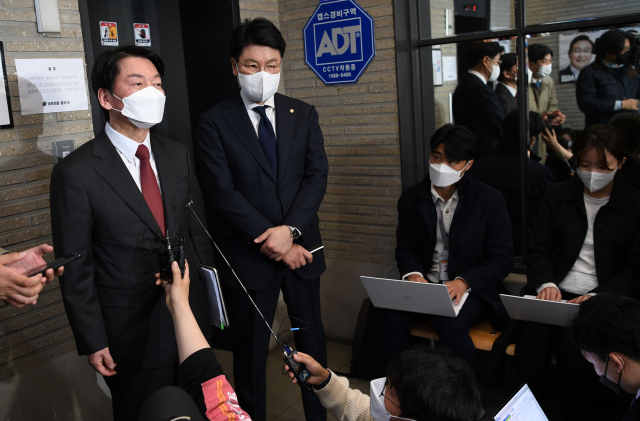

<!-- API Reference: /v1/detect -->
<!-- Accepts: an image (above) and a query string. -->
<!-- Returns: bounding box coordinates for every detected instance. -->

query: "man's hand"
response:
[406,274,429,283]
[155,260,190,315]
[545,110,566,125]
[536,286,562,301]
[0,252,44,307]
[254,226,293,259]
[446,278,469,305]
[568,294,592,304]
[622,99,639,111]
[282,245,312,270]
[6,244,64,284]
[88,347,117,376]
[283,351,329,386]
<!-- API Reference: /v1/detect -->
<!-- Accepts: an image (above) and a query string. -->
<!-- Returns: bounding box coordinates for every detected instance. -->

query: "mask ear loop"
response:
[109,91,123,113]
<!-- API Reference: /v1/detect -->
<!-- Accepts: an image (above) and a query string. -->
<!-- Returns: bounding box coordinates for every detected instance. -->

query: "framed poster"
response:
[0,42,14,129]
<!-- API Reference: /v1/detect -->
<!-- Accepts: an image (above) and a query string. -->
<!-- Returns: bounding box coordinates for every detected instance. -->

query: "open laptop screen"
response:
[494,384,548,421]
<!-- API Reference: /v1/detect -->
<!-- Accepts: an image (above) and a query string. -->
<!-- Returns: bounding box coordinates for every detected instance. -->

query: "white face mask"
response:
[369,378,414,421]
[576,168,617,193]
[236,63,280,103]
[488,62,500,83]
[429,161,470,188]
[111,86,166,129]
[537,63,552,78]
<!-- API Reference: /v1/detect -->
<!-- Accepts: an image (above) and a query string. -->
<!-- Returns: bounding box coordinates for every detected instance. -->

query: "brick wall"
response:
[0,0,93,379]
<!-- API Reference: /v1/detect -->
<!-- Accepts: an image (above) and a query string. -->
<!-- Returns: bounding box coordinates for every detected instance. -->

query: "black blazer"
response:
[395,176,514,329]
[526,177,640,298]
[452,73,506,158]
[622,396,640,421]
[559,66,577,83]
[495,83,518,116]
[194,92,328,290]
[50,130,215,369]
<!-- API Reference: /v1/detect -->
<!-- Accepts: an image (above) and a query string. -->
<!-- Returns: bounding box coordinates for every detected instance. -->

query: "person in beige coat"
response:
[284,346,481,421]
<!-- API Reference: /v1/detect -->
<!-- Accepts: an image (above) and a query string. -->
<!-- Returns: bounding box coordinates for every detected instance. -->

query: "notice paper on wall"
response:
[0,42,12,127]
[443,56,457,82]
[15,58,89,116]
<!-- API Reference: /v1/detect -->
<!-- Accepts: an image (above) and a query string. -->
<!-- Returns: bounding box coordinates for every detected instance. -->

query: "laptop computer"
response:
[360,276,469,317]
[500,294,579,327]
[494,383,548,421]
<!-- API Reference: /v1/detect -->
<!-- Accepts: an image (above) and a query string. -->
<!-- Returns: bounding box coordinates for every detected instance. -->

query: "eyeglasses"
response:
[237,60,281,75]
[379,378,402,410]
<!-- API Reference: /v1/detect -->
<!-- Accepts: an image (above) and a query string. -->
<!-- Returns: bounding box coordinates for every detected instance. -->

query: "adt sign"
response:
[304,0,375,85]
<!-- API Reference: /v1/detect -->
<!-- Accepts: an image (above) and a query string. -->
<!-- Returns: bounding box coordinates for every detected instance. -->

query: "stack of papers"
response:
[201,265,229,330]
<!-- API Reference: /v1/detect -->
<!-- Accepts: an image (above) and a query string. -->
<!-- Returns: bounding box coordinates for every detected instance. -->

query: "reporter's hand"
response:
[541,128,559,148]
[281,245,312,269]
[0,252,44,307]
[548,110,566,125]
[536,286,562,302]
[283,351,330,386]
[406,274,429,283]
[155,260,190,314]
[6,244,64,284]
[254,226,293,259]
[622,99,639,111]
[446,278,469,305]
[88,347,116,376]
[568,294,592,304]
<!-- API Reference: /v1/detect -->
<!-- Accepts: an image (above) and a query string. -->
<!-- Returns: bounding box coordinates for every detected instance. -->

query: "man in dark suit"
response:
[453,42,506,158]
[50,46,215,421]
[570,294,640,421]
[194,18,328,421]
[468,110,554,255]
[380,124,514,369]
[495,53,518,116]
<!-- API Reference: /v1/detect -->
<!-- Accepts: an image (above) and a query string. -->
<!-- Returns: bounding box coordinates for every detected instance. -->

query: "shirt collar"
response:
[431,183,459,205]
[240,89,276,112]
[499,82,517,97]
[570,65,581,76]
[468,70,487,85]
[105,122,151,163]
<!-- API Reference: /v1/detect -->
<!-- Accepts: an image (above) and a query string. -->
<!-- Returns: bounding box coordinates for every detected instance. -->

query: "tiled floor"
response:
[213,341,372,421]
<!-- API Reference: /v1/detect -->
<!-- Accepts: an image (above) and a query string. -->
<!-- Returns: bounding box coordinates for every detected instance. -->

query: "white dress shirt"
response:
[403,184,459,283]
[105,122,162,195]
[240,89,277,139]
[537,193,609,295]
[468,70,487,85]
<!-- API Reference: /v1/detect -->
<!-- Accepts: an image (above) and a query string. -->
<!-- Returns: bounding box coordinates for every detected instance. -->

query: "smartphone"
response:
[305,244,324,254]
[25,252,81,277]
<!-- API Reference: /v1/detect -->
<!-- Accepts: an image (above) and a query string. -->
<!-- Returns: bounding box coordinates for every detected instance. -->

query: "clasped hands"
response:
[254,225,312,269]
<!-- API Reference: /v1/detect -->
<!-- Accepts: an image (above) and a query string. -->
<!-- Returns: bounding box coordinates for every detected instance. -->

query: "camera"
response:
[158,231,187,280]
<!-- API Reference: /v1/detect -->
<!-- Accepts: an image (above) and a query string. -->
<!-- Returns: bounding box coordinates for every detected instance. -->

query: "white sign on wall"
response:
[15,59,89,116]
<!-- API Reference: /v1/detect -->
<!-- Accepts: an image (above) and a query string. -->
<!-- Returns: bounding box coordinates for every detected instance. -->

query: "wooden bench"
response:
[409,318,503,351]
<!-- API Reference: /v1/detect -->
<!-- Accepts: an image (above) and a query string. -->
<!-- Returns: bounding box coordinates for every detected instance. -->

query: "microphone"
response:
[186,199,311,389]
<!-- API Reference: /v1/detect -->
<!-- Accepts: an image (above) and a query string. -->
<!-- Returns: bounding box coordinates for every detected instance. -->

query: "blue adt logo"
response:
[304,0,375,85]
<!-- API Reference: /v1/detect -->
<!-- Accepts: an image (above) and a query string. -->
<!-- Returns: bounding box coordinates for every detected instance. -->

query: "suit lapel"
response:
[221,93,277,183]
[417,180,435,246]
[151,135,177,238]
[274,93,295,185]
[92,130,164,239]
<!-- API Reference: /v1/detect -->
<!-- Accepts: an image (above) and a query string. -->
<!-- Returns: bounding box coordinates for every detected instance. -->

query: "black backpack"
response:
[347,298,387,380]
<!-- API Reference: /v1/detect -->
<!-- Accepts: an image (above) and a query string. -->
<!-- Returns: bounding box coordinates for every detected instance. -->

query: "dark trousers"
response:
[103,363,179,421]
[515,290,628,421]
[379,293,486,367]
[223,267,327,421]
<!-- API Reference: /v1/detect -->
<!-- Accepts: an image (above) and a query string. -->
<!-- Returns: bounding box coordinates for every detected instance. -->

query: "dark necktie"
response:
[253,105,277,176]
[135,144,166,235]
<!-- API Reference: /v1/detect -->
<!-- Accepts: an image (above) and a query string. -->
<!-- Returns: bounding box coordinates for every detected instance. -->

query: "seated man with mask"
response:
[380,124,514,369]
[570,294,640,421]
[283,346,481,421]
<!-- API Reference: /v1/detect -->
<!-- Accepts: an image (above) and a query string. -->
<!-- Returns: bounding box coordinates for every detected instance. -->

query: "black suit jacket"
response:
[495,83,517,116]
[194,92,328,290]
[467,142,555,255]
[50,130,215,369]
[395,176,514,329]
[526,177,640,298]
[452,73,506,158]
